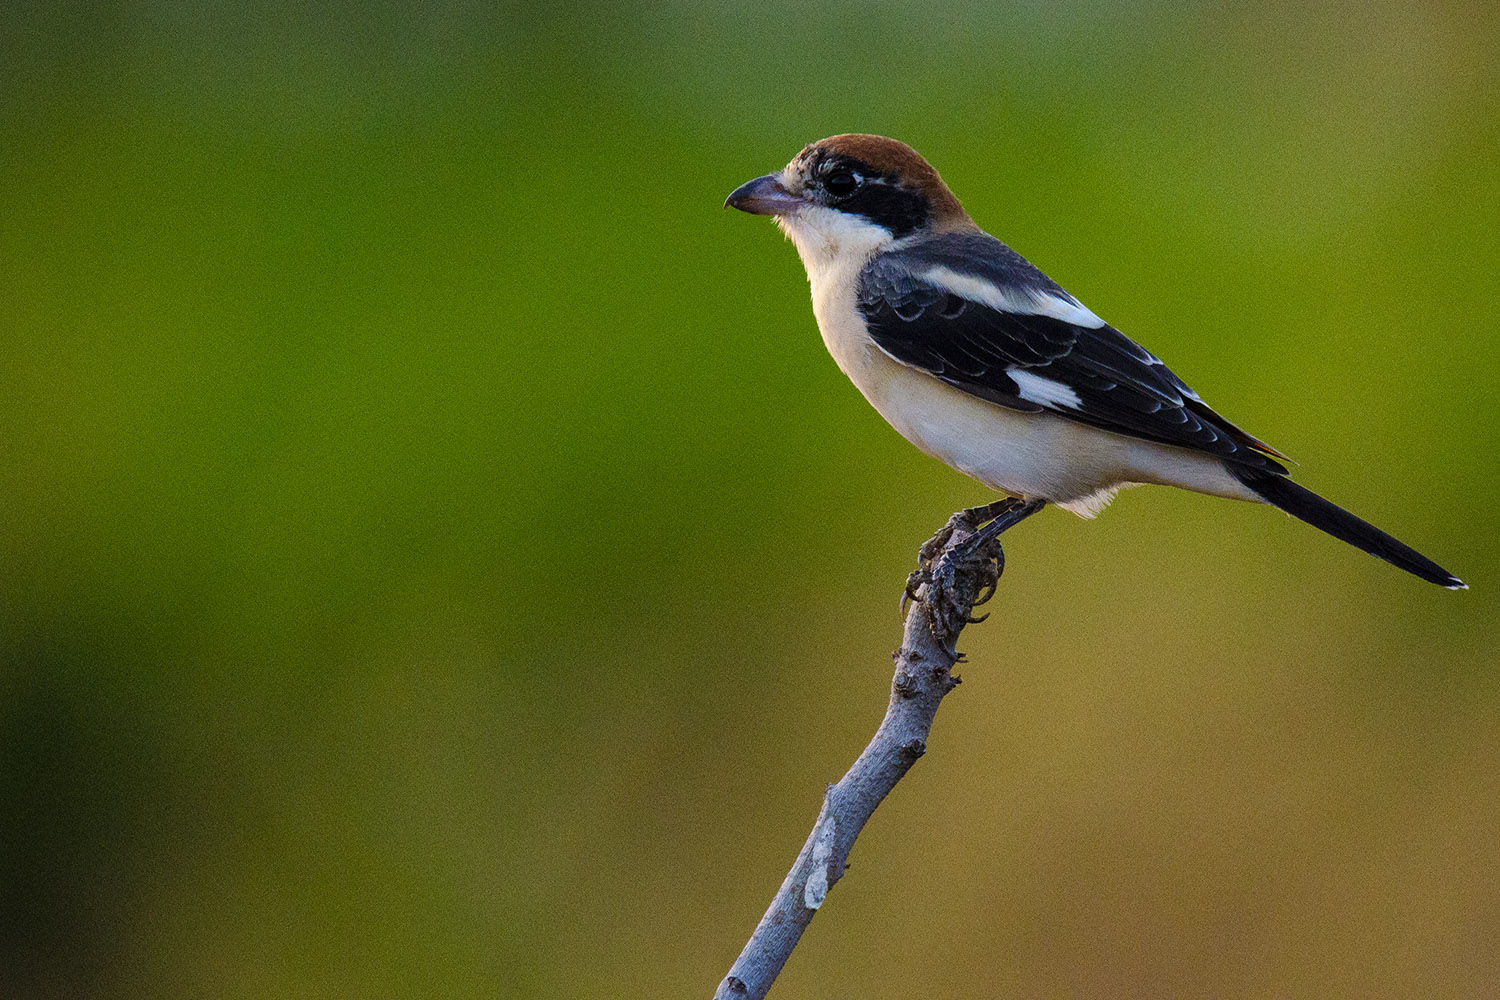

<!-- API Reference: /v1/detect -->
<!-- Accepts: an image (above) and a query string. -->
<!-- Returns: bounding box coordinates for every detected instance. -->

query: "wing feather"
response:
[856,233,1287,469]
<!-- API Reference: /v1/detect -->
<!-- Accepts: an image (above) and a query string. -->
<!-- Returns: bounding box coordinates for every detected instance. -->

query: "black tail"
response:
[1227,465,1465,589]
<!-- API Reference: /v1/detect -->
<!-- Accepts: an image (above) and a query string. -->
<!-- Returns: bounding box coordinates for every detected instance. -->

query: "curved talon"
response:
[965,612,990,625]
[902,569,929,617]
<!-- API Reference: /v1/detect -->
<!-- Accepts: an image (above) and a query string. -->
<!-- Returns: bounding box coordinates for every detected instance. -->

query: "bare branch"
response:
[712,510,1007,999]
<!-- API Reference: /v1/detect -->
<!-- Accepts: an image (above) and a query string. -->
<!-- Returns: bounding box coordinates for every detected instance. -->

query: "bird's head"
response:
[725,134,974,272]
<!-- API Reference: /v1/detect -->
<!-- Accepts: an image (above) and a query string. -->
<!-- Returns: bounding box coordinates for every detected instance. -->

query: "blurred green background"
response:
[4,1,1499,996]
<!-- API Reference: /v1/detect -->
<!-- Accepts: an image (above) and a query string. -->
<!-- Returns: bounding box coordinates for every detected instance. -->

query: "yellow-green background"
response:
[4,2,1498,996]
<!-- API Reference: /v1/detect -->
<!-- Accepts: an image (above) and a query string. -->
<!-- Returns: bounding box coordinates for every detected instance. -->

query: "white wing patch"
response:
[1009,369,1083,409]
[920,265,1108,328]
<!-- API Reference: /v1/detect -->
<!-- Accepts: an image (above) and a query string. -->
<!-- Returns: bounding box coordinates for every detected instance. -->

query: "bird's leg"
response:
[955,497,1046,558]
[894,497,1038,620]
[960,497,1027,525]
[904,498,1023,612]
[920,498,1020,561]
[904,498,1046,649]
[932,499,1041,606]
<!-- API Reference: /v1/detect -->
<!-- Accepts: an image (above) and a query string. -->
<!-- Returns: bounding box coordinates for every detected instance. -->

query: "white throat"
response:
[775,205,895,285]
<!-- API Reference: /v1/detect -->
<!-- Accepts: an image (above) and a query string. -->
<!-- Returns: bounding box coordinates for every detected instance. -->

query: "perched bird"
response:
[725,134,1463,588]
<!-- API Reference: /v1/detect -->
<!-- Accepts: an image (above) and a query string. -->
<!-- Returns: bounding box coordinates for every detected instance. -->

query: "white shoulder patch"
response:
[1009,368,1083,409]
[920,265,1107,328]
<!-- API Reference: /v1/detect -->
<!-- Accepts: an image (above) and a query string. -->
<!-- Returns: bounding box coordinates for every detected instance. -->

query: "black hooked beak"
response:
[724,174,805,216]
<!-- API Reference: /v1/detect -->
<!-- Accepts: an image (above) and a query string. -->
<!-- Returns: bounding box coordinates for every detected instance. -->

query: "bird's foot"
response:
[902,508,985,614]
[902,499,1022,613]
[902,514,1007,651]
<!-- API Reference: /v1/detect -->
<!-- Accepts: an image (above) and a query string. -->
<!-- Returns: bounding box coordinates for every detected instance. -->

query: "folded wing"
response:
[857,232,1286,471]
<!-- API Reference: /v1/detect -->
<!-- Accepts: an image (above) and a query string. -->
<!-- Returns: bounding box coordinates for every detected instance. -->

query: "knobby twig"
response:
[712,509,1008,1000]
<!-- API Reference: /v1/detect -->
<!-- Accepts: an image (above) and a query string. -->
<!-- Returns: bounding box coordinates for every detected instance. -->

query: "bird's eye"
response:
[823,169,860,199]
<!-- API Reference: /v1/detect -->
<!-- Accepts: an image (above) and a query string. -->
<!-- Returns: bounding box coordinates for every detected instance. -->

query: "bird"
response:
[724,134,1463,589]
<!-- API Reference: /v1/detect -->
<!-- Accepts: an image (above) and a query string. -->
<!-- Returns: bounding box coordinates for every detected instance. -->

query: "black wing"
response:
[857,232,1286,471]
